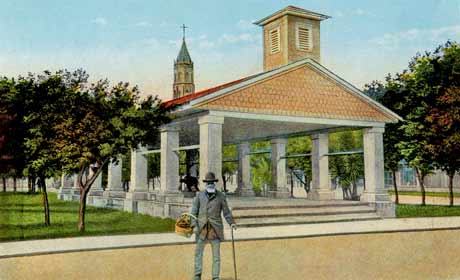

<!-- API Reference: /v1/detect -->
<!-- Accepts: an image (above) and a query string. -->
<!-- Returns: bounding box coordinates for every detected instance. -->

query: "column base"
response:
[308,190,335,200]
[267,188,290,199]
[153,192,184,203]
[237,187,256,197]
[103,190,126,198]
[360,191,390,203]
[88,189,104,197]
[125,191,149,201]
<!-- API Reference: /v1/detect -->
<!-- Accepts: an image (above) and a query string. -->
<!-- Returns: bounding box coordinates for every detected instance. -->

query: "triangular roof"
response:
[176,39,192,63]
[163,58,402,123]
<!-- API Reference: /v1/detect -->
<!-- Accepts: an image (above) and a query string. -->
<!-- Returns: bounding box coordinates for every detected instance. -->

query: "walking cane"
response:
[231,225,238,280]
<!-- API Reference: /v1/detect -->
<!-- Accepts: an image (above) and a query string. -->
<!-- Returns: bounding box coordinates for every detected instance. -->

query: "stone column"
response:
[58,173,72,200]
[67,174,80,200]
[125,147,148,212]
[199,114,224,190]
[104,158,125,198]
[361,127,389,202]
[309,133,335,200]
[361,127,394,217]
[128,147,148,197]
[270,138,290,198]
[89,165,103,196]
[160,128,180,193]
[237,142,255,196]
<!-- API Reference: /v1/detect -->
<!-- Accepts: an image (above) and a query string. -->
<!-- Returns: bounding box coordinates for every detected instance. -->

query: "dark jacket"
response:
[190,190,234,241]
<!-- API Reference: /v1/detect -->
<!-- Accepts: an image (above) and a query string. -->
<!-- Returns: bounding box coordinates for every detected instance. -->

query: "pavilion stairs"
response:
[228,201,381,228]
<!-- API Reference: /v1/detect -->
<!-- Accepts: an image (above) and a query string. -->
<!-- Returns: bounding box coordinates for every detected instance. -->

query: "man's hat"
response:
[203,172,219,183]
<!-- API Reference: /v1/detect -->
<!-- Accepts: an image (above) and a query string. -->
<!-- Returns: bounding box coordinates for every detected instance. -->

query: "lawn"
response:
[397,204,460,218]
[0,192,175,242]
[389,190,460,198]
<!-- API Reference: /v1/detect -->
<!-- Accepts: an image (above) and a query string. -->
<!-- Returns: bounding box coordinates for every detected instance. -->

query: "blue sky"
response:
[0,0,459,101]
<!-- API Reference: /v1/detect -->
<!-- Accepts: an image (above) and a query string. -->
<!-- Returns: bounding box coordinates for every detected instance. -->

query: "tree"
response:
[251,141,271,195]
[17,71,79,225]
[396,56,437,206]
[222,145,237,192]
[423,42,460,206]
[56,77,171,232]
[329,130,364,200]
[287,136,312,196]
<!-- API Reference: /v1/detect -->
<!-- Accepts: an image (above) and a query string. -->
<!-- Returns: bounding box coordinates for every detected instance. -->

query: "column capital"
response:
[363,127,385,134]
[198,114,224,125]
[270,138,288,145]
[160,126,180,133]
[311,132,328,140]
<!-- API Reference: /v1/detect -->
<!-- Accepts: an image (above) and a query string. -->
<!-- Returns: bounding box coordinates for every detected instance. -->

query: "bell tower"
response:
[254,6,330,71]
[173,24,195,99]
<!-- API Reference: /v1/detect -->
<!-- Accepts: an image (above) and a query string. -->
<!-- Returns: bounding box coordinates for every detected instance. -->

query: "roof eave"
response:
[254,9,330,26]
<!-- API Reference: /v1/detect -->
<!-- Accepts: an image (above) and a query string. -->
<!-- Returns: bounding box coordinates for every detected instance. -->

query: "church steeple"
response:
[173,24,195,99]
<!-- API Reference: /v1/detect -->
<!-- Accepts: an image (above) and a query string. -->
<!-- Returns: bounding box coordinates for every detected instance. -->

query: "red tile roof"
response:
[162,74,259,108]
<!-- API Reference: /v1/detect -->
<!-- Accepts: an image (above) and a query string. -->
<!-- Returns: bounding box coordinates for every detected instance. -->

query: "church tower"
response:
[173,25,195,99]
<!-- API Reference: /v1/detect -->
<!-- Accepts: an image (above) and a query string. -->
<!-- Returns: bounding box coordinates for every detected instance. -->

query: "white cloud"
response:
[236,19,256,30]
[334,9,376,18]
[353,8,376,17]
[218,33,258,44]
[335,11,345,18]
[135,21,152,27]
[92,17,108,26]
[370,25,460,49]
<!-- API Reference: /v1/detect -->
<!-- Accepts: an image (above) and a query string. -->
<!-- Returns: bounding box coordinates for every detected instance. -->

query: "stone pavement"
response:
[2,229,460,280]
[2,216,460,259]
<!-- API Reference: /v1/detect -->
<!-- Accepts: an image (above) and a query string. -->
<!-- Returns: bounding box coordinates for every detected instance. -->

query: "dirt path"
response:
[392,194,460,205]
[2,229,460,280]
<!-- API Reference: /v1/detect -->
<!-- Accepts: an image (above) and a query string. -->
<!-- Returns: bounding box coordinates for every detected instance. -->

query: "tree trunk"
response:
[290,170,294,198]
[2,178,6,192]
[351,182,358,200]
[40,176,51,226]
[13,177,17,192]
[31,177,36,193]
[78,188,89,233]
[416,169,426,206]
[392,170,399,205]
[448,174,454,207]
[222,175,227,193]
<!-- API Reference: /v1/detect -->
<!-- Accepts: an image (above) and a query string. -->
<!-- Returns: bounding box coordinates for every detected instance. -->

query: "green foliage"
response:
[422,42,460,178]
[222,145,238,176]
[250,141,271,194]
[363,79,406,173]
[329,130,364,199]
[287,136,312,192]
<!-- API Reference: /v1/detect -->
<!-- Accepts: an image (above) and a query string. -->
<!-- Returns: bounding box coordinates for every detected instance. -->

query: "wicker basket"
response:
[175,213,196,238]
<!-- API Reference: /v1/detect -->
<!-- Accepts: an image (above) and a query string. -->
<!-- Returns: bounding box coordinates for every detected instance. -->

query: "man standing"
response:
[191,172,237,280]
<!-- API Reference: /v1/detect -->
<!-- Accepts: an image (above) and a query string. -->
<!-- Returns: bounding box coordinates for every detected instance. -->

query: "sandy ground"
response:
[2,229,460,280]
[393,194,460,205]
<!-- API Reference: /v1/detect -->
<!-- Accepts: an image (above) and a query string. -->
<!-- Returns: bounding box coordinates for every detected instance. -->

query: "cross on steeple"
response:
[181,24,188,40]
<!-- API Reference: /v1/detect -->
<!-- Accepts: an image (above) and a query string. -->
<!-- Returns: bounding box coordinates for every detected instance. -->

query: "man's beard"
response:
[206,183,216,193]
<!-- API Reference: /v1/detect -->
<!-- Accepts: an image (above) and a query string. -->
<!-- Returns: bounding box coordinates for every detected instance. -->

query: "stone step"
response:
[230,201,369,211]
[232,205,376,219]
[232,212,381,228]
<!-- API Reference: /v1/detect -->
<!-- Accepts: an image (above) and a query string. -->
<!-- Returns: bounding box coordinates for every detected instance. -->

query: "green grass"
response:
[0,192,175,242]
[389,190,460,198]
[397,204,460,218]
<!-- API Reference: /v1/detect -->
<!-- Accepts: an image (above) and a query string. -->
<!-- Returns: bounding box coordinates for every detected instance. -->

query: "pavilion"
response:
[59,6,401,219]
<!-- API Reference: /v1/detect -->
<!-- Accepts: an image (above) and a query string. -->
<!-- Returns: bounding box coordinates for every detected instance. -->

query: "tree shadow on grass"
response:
[0,208,79,214]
